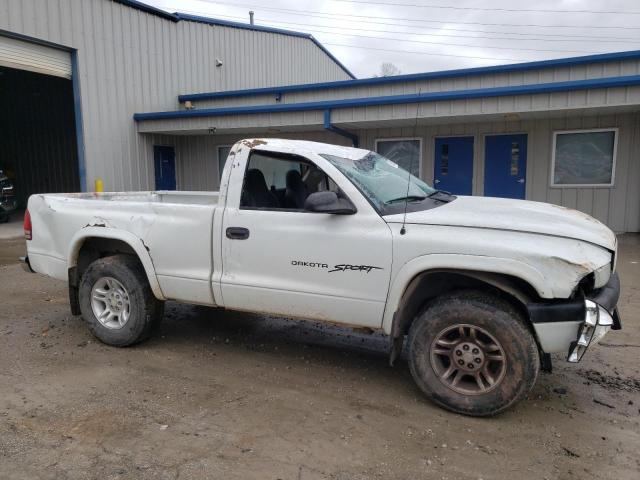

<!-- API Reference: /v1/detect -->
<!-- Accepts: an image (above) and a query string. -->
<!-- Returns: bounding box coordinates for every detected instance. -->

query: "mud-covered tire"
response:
[408,290,539,416]
[79,254,164,347]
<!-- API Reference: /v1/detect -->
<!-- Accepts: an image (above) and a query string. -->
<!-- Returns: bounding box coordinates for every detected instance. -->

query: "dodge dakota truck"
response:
[21,138,621,416]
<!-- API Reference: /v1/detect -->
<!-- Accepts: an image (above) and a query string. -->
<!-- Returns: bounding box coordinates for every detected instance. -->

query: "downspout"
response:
[323,109,359,147]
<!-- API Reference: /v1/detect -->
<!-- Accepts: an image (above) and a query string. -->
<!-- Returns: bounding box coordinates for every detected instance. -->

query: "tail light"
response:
[24,209,32,240]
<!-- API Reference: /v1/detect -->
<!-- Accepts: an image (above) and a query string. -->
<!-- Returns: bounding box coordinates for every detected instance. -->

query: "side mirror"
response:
[304,191,356,215]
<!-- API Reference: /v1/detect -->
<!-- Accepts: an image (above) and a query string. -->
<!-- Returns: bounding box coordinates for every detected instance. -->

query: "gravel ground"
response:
[0,235,639,480]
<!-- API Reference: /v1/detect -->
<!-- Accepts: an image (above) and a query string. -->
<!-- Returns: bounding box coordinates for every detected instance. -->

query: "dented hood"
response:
[387,196,616,250]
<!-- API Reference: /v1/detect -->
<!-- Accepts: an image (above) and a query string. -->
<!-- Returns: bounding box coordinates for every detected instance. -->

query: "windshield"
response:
[321,151,436,211]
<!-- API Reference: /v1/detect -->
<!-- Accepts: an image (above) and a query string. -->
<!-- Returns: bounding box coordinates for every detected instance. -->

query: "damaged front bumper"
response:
[528,272,621,362]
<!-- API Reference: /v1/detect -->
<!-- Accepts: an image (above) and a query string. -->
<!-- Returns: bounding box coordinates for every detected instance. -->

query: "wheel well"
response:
[74,237,140,281]
[68,237,146,316]
[389,270,543,365]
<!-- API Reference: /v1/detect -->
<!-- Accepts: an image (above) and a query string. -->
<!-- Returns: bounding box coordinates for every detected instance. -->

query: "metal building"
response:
[135,51,640,233]
[0,0,353,204]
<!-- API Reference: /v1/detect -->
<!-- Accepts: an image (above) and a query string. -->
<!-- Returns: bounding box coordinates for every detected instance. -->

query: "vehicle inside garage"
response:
[0,39,79,209]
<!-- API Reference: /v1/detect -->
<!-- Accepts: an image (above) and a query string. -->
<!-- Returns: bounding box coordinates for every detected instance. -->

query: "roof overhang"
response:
[177,49,640,103]
[135,74,640,134]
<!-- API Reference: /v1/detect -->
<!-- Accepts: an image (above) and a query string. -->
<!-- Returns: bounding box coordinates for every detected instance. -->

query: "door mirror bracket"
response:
[304,191,357,215]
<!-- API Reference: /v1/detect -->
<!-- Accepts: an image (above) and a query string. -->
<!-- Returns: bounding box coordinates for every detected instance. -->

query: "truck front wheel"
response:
[408,290,539,416]
[79,254,164,347]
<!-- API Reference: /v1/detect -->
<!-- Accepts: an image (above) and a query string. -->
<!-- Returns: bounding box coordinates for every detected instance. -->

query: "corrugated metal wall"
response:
[170,111,640,232]
[193,57,640,110]
[0,0,351,192]
[135,84,640,135]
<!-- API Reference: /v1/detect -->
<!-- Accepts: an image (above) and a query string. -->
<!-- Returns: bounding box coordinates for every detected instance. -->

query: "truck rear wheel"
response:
[407,290,539,416]
[79,254,163,347]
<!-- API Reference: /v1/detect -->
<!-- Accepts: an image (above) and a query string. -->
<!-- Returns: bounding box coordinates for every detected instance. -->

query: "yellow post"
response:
[94,178,104,193]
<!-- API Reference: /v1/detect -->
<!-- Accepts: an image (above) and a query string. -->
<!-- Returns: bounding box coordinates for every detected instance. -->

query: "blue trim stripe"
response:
[71,51,87,192]
[174,13,311,39]
[135,74,640,122]
[113,0,177,21]
[111,1,355,79]
[179,49,640,102]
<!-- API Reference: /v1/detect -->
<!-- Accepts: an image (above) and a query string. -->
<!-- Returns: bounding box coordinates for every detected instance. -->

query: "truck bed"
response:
[27,191,220,306]
[43,190,220,205]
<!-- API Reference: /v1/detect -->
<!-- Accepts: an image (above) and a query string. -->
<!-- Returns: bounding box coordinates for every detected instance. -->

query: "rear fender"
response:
[67,227,165,300]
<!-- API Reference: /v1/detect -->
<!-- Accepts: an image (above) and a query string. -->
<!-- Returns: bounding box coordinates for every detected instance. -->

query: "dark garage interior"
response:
[0,66,79,207]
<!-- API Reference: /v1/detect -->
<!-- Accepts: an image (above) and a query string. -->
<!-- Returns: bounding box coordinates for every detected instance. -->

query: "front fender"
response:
[67,227,165,300]
[380,253,549,334]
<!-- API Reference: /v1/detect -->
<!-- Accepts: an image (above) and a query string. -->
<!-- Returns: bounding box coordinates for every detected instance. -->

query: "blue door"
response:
[154,146,176,190]
[484,134,527,199]
[434,137,474,195]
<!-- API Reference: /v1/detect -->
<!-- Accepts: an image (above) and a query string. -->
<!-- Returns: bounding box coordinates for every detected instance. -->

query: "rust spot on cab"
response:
[241,139,268,148]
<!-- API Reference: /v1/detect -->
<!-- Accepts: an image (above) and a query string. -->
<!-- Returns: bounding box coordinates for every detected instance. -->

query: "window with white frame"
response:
[218,145,232,180]
[375,138,421,177]
[551,129,617,187]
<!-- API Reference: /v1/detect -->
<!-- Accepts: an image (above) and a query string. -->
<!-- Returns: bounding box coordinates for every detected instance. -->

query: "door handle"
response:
[226,227,250,240]
[434,179,441,184]
[517,178,525,184]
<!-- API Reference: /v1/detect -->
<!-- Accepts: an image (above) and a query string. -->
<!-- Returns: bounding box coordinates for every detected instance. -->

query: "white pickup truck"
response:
[22,138,621,416]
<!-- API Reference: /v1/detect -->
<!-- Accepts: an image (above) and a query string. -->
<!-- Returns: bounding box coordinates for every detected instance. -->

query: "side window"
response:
[240,151,338,210]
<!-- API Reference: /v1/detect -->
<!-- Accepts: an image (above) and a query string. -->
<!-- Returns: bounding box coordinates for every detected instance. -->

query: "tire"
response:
[407,290,539,416]
[79,254,164,347]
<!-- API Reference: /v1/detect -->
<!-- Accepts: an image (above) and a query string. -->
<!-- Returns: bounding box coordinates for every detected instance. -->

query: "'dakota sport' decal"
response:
[291,260,382,273]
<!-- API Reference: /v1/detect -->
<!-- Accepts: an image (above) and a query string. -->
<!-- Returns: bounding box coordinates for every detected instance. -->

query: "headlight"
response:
[567,300,614,363]
[593,263,611,289]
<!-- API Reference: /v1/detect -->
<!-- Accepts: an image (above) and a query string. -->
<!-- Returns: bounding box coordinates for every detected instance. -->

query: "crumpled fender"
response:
[67,226,165,300]
[381,253,551,335]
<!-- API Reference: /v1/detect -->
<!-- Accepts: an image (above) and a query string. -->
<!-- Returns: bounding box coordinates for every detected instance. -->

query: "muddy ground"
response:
[0,235,638,480]
[0,237,25,267]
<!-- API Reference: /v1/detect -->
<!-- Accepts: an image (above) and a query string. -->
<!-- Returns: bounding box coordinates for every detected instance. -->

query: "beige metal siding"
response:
[0,0,350,192]
[193,59,640,110]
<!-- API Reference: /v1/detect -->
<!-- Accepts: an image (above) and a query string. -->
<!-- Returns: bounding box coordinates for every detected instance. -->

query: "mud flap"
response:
[389,312,404,366]
[68,267,81,315]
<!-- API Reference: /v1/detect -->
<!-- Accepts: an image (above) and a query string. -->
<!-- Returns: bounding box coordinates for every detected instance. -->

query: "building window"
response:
[375,138,421,177]
[440,143,449,175]
[510,142,520,176]
[551,129,617,187]
[218,145,232,180]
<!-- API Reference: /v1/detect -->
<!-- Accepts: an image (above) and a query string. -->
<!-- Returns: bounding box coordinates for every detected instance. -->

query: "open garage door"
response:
[0,35,71,78]
[0,35,79,210]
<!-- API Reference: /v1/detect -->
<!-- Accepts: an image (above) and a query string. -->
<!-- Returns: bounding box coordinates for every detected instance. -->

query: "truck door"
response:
[219,148,393,328]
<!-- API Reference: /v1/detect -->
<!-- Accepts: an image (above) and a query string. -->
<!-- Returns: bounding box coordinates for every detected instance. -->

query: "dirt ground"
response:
[0,237,25,267]
[0,236,638,480]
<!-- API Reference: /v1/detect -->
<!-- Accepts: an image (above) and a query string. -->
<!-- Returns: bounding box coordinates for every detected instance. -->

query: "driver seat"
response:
[284,170,307,209]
